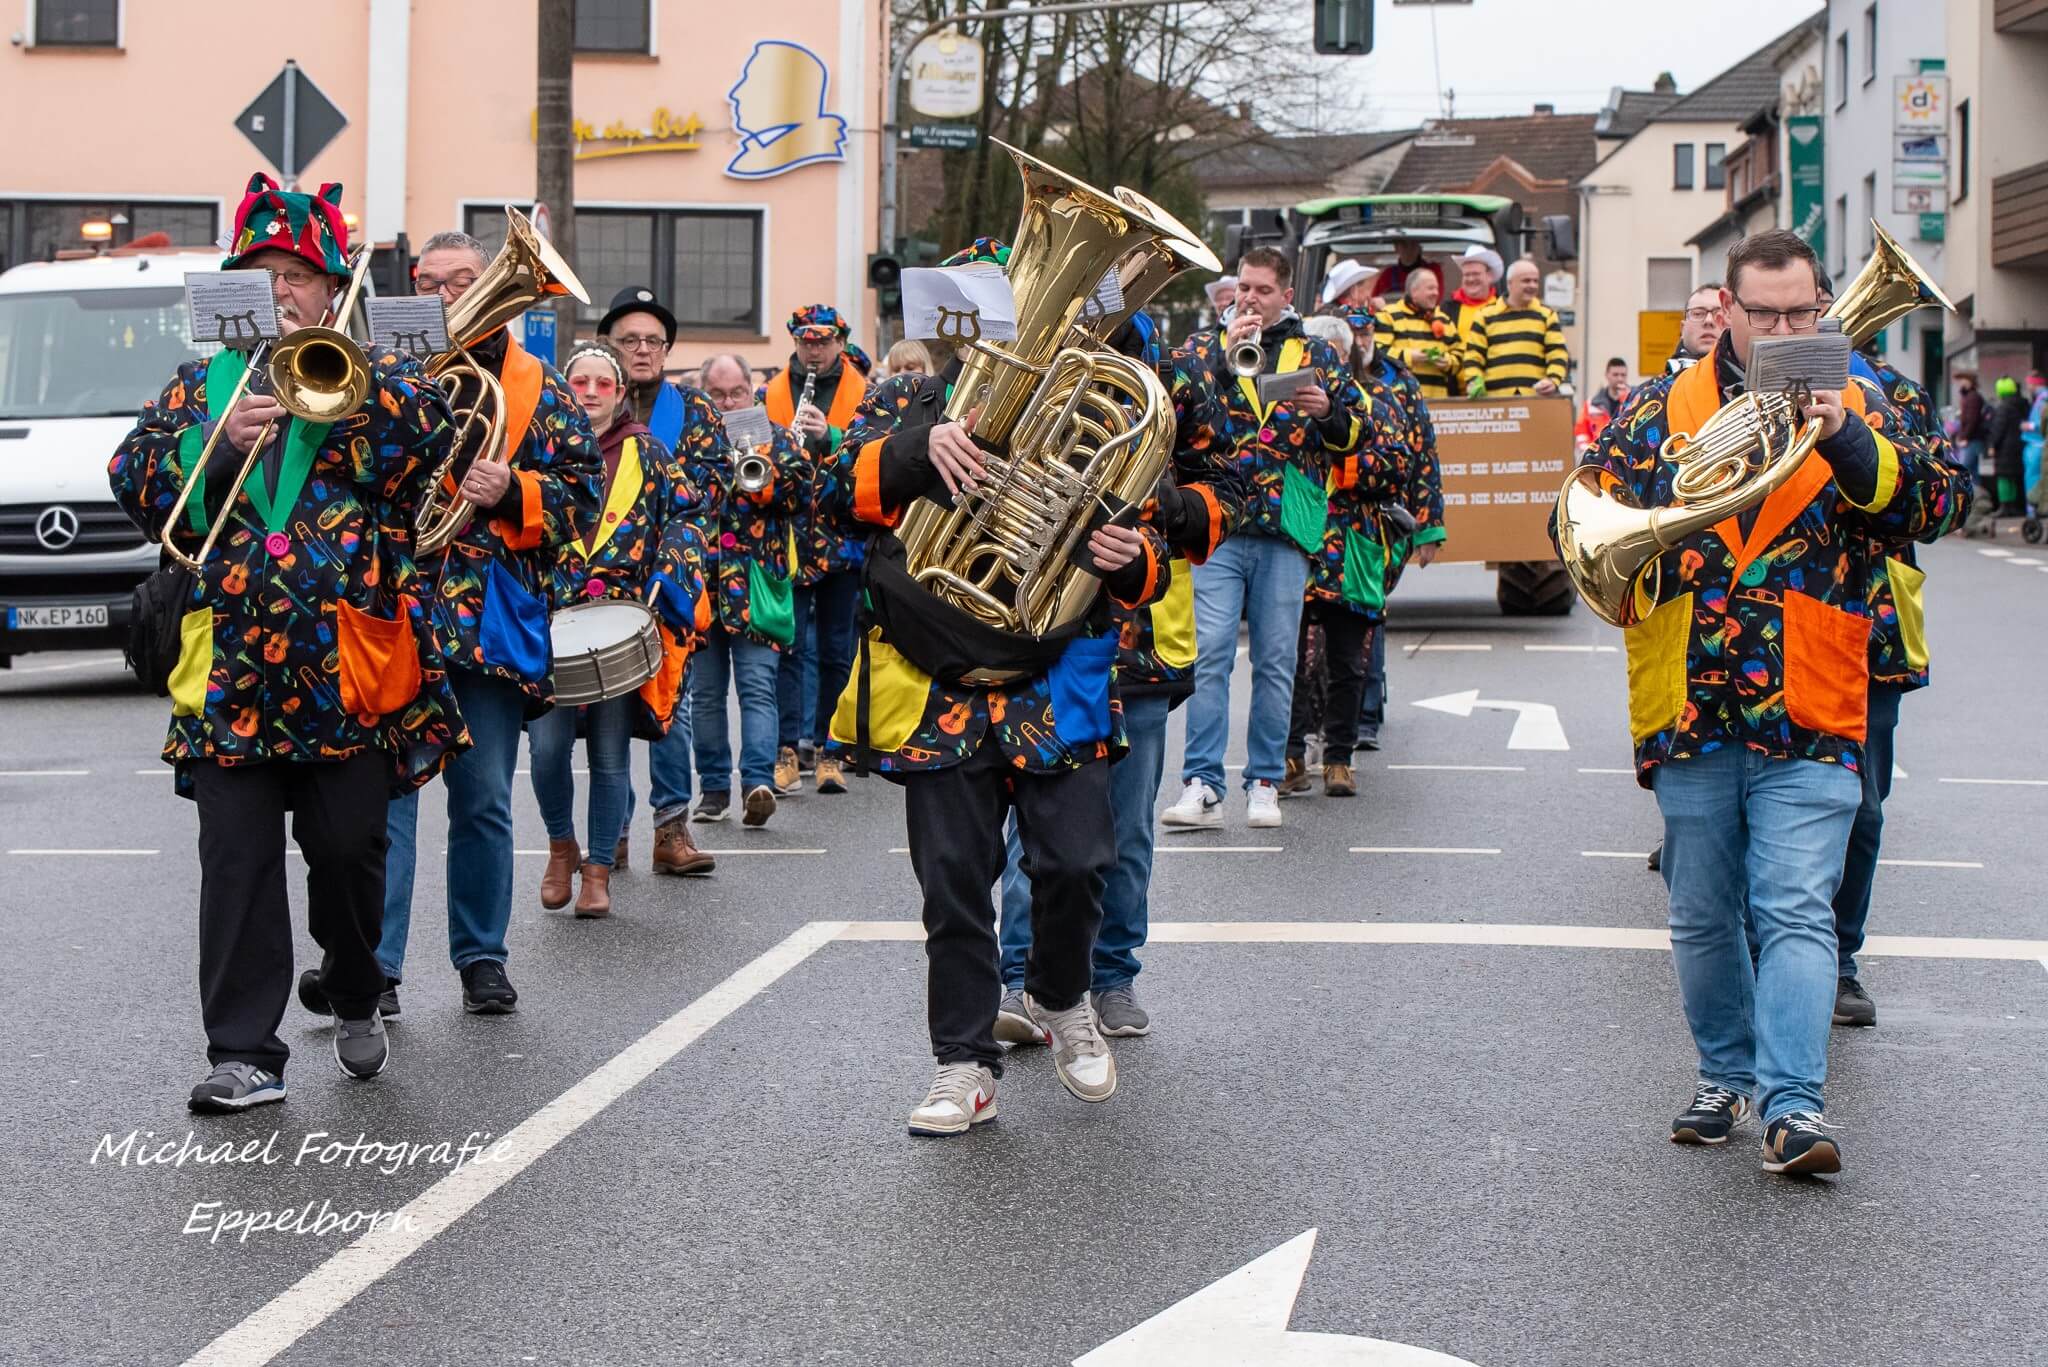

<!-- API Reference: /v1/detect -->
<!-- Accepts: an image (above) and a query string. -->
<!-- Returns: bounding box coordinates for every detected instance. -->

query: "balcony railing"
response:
[1992,159,2048,269]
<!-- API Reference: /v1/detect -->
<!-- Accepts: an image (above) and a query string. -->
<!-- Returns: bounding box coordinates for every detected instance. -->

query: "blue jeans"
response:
[999,691,1170,990]
[630,688,694,830]
[1359,619,1387,738]
[1833,684,1902,977]
[1653,749,1860,1122]
[1182,533,1308,792]
[381,670,526,980]
[778,569,861,747]
[526,695,634,868]
[692,627,782,794]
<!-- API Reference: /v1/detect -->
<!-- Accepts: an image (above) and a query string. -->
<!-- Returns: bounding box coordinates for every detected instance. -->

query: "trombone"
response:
[160,249,376,571]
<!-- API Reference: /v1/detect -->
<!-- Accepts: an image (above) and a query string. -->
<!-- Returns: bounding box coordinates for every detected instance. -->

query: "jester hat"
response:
[223,173,350,277]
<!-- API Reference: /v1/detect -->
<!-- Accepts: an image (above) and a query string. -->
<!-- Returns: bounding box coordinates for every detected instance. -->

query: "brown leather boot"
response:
[574,863,612,919]
[1277,755,1313,797]
[1323,762,1357,797]
[540,838,579,909]
[652,816,715,876]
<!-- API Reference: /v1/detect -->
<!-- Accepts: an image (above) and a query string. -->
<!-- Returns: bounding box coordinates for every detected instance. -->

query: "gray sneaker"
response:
[188,1061,286,1113]
[1024,991,1117,1102]
[994,988,1048,1046]
[334,1014,389,1079]
[1092,985,1151,1037]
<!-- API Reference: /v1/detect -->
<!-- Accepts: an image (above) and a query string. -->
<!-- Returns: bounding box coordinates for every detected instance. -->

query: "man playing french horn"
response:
[1554,229,1968,1178]
[109,174,467,1112]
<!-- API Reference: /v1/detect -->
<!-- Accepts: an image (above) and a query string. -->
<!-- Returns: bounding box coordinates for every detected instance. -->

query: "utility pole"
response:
[536,0,577,360]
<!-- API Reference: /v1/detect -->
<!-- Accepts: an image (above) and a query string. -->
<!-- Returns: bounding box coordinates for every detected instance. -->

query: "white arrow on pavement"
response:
[1073,1229,1480,1367]
[1411,689,1569,751]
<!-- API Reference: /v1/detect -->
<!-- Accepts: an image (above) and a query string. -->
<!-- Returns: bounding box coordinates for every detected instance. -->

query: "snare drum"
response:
[549,599,662,705]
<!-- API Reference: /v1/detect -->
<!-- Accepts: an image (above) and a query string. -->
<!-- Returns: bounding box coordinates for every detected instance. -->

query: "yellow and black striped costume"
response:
[1373,301,1473,400]
[1473,301,1570,395]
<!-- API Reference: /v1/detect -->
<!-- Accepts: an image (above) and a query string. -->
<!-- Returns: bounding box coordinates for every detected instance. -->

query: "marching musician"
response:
[596,286,716,876]
[823,237,1170,1136]
[762,305,867,800]
[364,229,602,1020]
[108,175,465,1111]
[1558,229,1967,1177]
[1161,246,1369,831]
[994,306,1243,1041]
[687,353,810,829]
[527,341,710,919]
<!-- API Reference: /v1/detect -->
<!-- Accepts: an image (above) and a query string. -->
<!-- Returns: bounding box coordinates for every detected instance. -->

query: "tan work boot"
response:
[1323,762,1357,797]
[773,745,802,795]
[574,863,611,919]
[652,817,715,876]
[815,753,847,793]
[540,838,579,909]
[1277,755,1313,797]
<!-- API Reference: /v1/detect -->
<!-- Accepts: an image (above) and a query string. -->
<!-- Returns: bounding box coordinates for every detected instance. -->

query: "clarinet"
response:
[796,369,819,434]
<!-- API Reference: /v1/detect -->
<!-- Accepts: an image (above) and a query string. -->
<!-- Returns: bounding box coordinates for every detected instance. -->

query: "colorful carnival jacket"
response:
[819,371,1171,776]
[540,418,713,737]
[1862,355,1966,692]
[759,355,868,584]
[1182,314,1367,549]
[1304,367,1411,618]
[667,386,808,649]
[1116,330,1246,700]
[109,349,469,797]
[418,331,602,705]
[1559,339,1969,786]
[1359,352,1446,610]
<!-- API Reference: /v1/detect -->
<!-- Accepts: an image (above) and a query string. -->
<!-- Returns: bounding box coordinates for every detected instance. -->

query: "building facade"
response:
[0,0,885,372]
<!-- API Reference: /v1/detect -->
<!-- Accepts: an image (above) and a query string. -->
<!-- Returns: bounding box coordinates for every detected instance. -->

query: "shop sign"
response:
[907,32,985,118]
[528,108,706,161]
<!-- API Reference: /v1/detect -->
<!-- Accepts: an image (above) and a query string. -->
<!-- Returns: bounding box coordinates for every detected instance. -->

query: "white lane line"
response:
[2009,556,2044,566]
[1878,858,1984,869]
[1350,845,1501,855]
[0,769,88,776]
[1577,767,1634,775]
[836,921,2048,959]
[1409,643,1492,652]
[1582,850,1650,859]
[696,848,828,856]
[1938,777,2048,787]
[179,920,845,1367]
[1978,547,2015,558]
[1386,763,1526,772]
[1522,644,1619,653]
[7,657,122,674]
[7,848,159,856]
[1894,762,1908,780]
[134,768,175,776]
[1157,845,1282,853]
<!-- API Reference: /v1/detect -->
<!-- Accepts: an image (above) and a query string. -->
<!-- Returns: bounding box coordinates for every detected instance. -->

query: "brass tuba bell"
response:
[1553,220,1951,628]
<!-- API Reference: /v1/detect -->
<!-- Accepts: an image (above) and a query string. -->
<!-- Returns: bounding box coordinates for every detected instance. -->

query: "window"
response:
[1674,143,1696,190]
[1647,258,1693,311]
[1832,194,1848,277]
[1956,99,1971,205]
[0,198,217,275]
[465,205,764,332]
[1861,173,1877,259]
[33,0,119,46]
[573,0,651,53]
[1835,33,1850,109]
[1705,143,1727,191]
[1863,5,1878,84]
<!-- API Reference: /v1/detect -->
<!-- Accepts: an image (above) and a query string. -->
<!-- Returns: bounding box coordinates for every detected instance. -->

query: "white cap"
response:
[1320,258,1373,304]
[1458,244,1505,281]
[1204,275,1237,308]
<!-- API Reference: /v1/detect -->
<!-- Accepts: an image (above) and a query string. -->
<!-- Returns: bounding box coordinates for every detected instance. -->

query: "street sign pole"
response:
[282,61,299,188]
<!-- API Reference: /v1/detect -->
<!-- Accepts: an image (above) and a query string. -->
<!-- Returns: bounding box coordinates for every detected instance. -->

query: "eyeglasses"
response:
[1731,299,1822,332]
[1682,307,1721,322]
[569,375,619,395]
[270,266,328,289]
[611,335,669,353]
[413,272,478,296]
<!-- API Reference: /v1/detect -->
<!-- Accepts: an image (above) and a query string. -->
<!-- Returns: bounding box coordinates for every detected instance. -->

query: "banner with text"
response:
[1426,395,1574,564]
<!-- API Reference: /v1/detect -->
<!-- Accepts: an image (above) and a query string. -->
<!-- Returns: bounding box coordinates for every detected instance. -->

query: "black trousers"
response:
[189,753,391,1075]
[1288,604,1371,761]
[902,736,1114,1073]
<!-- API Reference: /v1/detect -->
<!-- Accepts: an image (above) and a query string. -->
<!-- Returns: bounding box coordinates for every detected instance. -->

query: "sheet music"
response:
[183,271,281,348]
[364,296,452,357]
[901,263,1018,344]
[720,404,776,452]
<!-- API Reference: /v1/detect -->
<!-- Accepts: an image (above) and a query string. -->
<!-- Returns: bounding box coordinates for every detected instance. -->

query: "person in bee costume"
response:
[108,174,466,1111]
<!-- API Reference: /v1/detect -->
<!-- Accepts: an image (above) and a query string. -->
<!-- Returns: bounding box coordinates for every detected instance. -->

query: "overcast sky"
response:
[1331,0,1826,126]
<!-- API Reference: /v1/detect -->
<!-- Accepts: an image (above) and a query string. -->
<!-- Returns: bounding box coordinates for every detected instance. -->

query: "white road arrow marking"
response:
[1411,689,1569,750]
[1074,1230,1478,1366]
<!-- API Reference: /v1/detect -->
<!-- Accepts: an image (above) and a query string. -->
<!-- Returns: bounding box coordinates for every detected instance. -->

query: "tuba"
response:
[893,140,1219,674]
[1554,221,1951,628]
[413,207,588,556]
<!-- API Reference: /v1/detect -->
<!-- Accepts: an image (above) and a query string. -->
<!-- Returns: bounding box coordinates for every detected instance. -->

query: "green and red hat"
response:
[940,237,1011,270]
[223,173,350,277]
[787,304,850,340]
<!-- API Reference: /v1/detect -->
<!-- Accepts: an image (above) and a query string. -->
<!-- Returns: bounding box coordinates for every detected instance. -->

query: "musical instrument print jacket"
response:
[670,387,809,649]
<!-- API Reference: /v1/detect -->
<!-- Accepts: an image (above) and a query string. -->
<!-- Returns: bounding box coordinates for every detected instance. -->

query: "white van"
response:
[0,247,216,668]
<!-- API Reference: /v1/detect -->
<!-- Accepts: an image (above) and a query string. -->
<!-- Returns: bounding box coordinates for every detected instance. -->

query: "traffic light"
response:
[1313,0,1372,55]
[867,252,903,317]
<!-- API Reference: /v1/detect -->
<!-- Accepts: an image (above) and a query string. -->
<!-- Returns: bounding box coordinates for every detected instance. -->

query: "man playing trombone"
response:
[108,175,467,1112]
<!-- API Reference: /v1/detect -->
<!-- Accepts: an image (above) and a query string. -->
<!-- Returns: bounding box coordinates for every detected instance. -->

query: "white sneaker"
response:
[1245,781,1283,828]
[907,1062,998,1137]
[1024,992,1117,1102]
[1160,778,1222,828]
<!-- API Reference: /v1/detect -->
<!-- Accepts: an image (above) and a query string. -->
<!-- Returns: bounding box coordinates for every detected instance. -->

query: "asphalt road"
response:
[2,542,2044,1367]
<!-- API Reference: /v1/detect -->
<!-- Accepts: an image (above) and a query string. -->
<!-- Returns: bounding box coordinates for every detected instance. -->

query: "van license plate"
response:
[8,605,111,630]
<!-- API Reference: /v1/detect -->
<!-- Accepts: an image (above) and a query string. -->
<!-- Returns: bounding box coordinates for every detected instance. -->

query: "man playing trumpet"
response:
[109,174,466,1111]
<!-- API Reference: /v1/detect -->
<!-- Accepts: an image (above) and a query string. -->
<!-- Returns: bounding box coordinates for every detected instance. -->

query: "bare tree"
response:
[536,0,576,359]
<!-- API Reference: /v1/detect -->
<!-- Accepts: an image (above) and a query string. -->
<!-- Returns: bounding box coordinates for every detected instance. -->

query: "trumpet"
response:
[1221,304,1264,378]
[160,249,375,571]
[734,448,773,494]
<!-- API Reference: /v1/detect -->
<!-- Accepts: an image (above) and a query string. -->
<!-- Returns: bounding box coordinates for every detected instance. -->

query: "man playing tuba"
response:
[1556,229,1968,1178]
[108,174,467,1111]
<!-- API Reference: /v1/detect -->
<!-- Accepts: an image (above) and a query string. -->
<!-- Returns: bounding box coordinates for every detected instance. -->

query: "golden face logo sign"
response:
[725,40,847,179]
[527,108,707,161]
